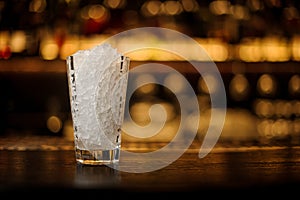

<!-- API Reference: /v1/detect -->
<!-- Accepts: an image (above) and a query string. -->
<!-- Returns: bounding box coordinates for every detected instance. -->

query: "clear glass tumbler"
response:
[66,44,129,165]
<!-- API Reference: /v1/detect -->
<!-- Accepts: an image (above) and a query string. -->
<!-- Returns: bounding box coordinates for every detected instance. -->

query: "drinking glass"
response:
[66,44,129,165]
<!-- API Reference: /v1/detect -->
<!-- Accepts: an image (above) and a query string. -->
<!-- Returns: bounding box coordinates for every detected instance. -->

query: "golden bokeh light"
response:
[229,74,250,101]
[257,74,277,97]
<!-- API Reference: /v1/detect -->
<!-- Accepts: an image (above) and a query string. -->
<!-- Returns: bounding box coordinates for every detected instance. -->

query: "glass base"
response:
[75,148,120,165]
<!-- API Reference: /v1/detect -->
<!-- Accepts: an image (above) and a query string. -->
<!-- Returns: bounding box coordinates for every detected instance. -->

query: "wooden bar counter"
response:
[1,134,300,198]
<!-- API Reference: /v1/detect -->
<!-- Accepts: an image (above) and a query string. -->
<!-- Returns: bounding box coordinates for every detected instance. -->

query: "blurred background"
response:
[1,0,300,149]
